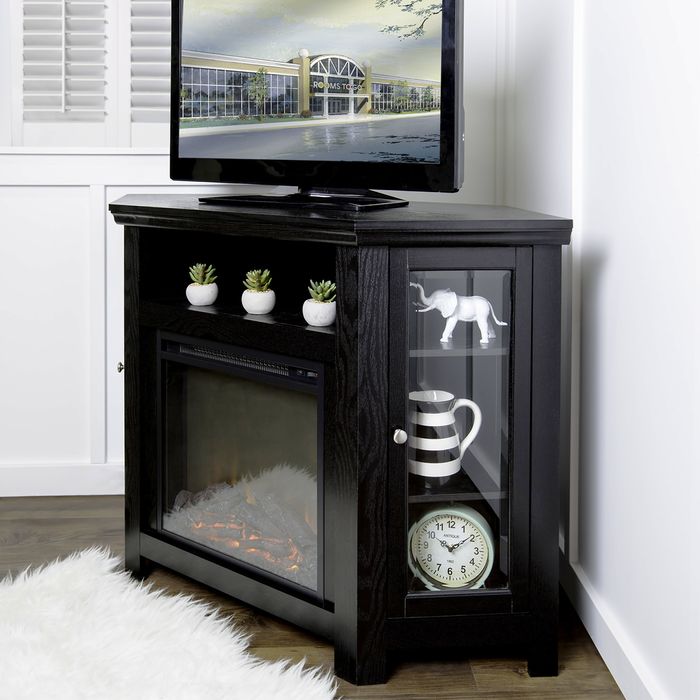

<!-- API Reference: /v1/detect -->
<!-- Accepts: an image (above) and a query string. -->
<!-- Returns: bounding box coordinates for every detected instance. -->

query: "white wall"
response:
[509,1,700,699]
[503,0,574,216]
[577,3,700,698]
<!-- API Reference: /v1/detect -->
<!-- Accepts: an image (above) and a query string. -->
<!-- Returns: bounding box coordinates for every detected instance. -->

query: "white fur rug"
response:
[0,548,336,700]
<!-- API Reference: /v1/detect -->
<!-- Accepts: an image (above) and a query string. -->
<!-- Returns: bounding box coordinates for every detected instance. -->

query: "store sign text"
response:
[312,79,363,93]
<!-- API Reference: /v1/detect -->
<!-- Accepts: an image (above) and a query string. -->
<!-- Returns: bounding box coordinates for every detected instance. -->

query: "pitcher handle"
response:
[452,399,482,459]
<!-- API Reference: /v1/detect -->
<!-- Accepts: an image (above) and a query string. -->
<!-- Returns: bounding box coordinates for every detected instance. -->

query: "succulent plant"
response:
[188,263,217,285]
[243,268,272,292]
[308,279,336,303]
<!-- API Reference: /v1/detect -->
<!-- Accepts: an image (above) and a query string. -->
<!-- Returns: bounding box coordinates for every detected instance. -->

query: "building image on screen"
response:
[178,0,443,163]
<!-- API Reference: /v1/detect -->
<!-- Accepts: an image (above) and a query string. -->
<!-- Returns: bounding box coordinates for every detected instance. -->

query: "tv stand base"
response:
[199,187,409,212]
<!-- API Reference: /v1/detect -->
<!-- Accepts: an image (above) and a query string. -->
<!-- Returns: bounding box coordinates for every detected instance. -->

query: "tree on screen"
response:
[249,68,269,121]
[424,85,435,109]
[376,0,442,39]
[393,81,410,112]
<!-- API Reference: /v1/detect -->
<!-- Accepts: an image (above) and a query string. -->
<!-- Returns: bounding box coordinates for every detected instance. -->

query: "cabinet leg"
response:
[125,554,153,581]
[527,637,559,677]
[334,646,388,686]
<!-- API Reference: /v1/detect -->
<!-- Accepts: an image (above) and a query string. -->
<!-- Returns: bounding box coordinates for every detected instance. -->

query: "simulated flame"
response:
[163,464,317,589]
[191,513,305,573]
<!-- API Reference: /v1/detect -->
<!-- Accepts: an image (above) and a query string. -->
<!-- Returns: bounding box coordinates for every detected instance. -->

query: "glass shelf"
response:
[409,345,508,358]
[408,468,506,505]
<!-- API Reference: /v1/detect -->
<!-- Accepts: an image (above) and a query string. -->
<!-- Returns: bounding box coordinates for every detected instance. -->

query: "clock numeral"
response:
[474,547,480,555]
[423,541,428,549]
[470,558,475,566]
[436,563,442,571]
[436,522,444,531]
[447,519,456,528]
[447,567,453,576]
[461,565,466,574]
[427,554,432,563]
[428,531,436,539]
[469,534,475,542]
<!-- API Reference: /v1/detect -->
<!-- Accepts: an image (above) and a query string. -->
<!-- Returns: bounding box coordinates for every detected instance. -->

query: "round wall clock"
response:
[408,505,495,590]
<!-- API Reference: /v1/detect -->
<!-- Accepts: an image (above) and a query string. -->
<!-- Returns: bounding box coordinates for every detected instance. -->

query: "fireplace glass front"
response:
[158,334,323,595]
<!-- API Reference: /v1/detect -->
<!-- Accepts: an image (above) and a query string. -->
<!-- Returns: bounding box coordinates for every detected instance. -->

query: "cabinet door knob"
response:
[393,428,408,445]
[117,362,124,373]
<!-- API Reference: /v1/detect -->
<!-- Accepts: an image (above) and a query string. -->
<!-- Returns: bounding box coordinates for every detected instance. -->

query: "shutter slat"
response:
[22,0,107,123]
[130,0,171,123]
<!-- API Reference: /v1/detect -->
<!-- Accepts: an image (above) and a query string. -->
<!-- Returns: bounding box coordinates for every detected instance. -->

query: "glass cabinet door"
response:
[406,267,510,592]
[390,247,530,612]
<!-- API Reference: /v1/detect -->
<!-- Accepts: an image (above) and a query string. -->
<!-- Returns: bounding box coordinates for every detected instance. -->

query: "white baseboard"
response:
[0,463,124,497]
[560,554,668,700]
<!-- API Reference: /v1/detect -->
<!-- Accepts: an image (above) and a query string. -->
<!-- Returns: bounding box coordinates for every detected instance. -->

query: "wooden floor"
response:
[0,495,622,699]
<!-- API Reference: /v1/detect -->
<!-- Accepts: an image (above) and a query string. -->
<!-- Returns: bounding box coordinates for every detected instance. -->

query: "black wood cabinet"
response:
[110,195,571,685]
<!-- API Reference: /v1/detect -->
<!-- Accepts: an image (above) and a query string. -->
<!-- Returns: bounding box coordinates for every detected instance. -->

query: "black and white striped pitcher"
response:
[408,390,482,478]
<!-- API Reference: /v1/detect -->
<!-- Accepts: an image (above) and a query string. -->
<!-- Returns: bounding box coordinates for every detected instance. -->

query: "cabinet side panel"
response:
[124,225,141,573]
[528,245,562,675]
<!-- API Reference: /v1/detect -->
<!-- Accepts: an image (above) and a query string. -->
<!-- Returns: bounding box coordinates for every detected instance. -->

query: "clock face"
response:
[409,507,494,590]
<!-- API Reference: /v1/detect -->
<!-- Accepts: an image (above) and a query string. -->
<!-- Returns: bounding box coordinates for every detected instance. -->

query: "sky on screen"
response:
[182,0,441,81]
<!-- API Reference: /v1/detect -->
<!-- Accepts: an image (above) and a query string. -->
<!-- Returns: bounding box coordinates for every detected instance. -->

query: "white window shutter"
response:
[130,0,171,123]
[22,0,107,122]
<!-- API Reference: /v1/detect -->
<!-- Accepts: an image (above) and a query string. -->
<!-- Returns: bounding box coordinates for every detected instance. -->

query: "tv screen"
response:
[170,0,463,198]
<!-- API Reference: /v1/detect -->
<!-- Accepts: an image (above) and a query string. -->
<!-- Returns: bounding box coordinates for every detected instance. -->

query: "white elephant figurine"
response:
[410,282,508,345]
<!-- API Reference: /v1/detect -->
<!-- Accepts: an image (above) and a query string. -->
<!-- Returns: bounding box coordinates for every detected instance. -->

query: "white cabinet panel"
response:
[0,186,90,463]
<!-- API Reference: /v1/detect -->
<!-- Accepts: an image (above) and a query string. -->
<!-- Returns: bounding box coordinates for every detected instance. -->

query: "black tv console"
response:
[110,194,571,685]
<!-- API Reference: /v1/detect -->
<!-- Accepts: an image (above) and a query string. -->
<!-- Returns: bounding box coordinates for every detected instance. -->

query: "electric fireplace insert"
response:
[156,333,325,601]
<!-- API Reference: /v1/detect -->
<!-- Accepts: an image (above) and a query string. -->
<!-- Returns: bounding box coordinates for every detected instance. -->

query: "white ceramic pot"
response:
[302,299,336,327]
[241,289,276,315]
[186,282,218,306]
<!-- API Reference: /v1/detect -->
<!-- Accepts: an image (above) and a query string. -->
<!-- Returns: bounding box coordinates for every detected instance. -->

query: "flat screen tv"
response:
[170,0,464,210]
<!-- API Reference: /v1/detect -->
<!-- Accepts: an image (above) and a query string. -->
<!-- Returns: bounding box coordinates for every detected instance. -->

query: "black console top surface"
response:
[109,194,572,247]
